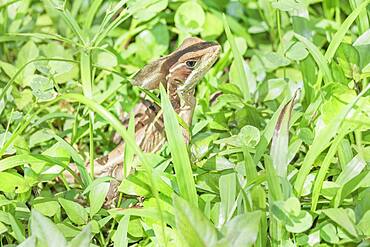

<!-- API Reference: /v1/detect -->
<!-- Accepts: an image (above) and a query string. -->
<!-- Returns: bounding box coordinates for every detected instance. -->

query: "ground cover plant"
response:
[0,0,370,246]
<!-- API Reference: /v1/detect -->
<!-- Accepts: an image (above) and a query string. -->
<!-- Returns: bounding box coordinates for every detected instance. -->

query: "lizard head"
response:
[132,37,221,91]
[163,37,221,93]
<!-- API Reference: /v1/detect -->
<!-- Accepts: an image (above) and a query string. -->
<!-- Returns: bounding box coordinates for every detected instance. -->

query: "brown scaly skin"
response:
[71,37,221,206]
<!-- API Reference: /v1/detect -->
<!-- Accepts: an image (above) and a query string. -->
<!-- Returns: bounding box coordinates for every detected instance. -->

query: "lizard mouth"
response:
[179,43,221,93]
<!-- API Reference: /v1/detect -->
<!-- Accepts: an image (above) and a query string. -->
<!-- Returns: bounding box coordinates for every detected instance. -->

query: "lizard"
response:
[83,37,221,205]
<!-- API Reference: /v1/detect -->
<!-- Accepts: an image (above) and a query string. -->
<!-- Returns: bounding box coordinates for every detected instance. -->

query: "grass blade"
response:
[123,111,135,178]
[160,84,198,206]
[56,7,87,46]
[218,173,236,227]
[264,155,285,245]
[52,134,91,186]
[270,92,297,178]
[294,84,370,196]
[325,0,370,61]
[85,0,104,28]
[113,215,130,247]
[223,14,250,100]
[80,51,95,178]
[294,33,333,84]
[311,133,345,211]
[254,94,294,163]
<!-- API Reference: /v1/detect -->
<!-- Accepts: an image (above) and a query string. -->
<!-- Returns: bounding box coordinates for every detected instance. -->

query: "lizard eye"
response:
[185,60,197,69]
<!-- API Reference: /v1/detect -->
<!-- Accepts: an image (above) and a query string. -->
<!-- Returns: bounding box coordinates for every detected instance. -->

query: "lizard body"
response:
[77,37,220,205]
[93,37,220,178]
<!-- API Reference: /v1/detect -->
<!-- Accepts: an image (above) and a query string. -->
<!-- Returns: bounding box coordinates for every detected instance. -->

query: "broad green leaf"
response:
[336,154,366,185]
[118,170,151,196]
[272,0,307,12]
[307,231,320,246]
[354,29,370,46]
[335,43,360,80]
[320,223,339,244]
[261,52,291,71]
[201,12,224,39]
[89,182,110,217]
[96,51,118,68]
[218,173,236,226]
[297,128,314,145]
[18,236,36,247]
[322,208,358,238]
[0,61,21,84]
[113,215,130,247]
[128,0,167,22]
[58,198,88,225]
[14,88,33,110]
[33,198,61,217]
[68,224,92,247]
[173,194,217,247]
[127,218,144,238]
[32,142,70,174]
[0,171,29,193]
[284,197,301,217]
[29,75,56,101]
[16,40,39,85]
[39,42,76,83]
[175,1,205,34]
[285,211,313,233]
[238,125,260,147]
[135,23,170,62]
[264,78,287,101]
[226,1,245,19]
[29,129,53,148]
[219,211,261,247]
[57,222,81,238]
[30,210,67,247]
[286,42,309,61]
[272,200,313,234]
[357,210,370,236]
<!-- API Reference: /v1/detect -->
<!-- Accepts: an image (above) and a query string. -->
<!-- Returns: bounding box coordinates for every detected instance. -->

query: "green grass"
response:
[1,0,370,246]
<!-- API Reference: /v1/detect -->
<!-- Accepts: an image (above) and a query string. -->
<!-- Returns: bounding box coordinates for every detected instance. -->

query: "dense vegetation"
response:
[0,0,370,246]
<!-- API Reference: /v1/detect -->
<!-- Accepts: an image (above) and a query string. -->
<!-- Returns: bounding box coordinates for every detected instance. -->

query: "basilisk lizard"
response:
[78,37,220,204]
